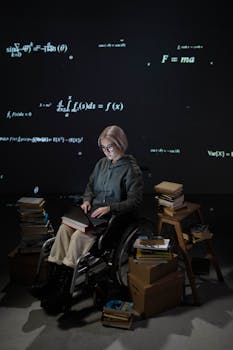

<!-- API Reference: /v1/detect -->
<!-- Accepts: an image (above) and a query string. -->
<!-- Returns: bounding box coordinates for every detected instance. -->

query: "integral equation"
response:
[40,96,124,117]
[5,97,124,119]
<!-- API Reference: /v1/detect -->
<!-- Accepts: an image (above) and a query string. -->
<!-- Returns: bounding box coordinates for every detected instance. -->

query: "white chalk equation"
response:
[161,43,204,64]
[6,98,124,120]
[150,148,181,154]
[38,96,124,117]
[6,42,68,58]
[161,54,195,64]
[6,111,32,119]
[0,136,84,144]
[177,44,204,50]
[207,150,233,158]
[98,39,126,48]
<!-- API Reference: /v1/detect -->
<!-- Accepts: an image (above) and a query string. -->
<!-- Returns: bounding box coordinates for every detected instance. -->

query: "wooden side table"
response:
[157,202,224,305]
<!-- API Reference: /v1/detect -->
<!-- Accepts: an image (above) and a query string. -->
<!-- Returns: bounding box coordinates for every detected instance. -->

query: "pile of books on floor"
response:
[101,299,134,329]
[17,197,54,253]
[154,181,186,216]
[133,236,174,264]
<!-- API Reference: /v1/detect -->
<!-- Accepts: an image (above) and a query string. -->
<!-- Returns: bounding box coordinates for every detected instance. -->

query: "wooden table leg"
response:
[174,222,201,305]
[206,239,224,281]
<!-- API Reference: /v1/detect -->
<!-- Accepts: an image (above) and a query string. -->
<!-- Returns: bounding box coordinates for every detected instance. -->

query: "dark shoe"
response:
[29,262,62,300]
[41,264,73,313]
[41,290,72,314]
[30,281,53,300]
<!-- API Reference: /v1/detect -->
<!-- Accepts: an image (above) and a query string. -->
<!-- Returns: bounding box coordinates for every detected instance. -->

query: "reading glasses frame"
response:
[99,144,115,153]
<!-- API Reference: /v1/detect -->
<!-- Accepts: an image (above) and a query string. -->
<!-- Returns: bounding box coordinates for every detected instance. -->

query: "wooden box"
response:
[128,271,184,318]
[128,256,178,284]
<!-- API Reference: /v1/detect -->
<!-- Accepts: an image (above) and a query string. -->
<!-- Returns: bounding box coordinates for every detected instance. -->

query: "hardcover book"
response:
[17,197,45,208]
[154,181,183,196]
[133,237,170,251]
[61,206,108,231]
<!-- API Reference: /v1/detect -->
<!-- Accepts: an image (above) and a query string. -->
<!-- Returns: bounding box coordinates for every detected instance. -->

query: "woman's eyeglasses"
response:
[99,144,115,152]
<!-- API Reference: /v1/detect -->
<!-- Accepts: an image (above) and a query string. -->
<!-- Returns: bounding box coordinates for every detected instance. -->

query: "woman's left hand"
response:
[91,206,110,218]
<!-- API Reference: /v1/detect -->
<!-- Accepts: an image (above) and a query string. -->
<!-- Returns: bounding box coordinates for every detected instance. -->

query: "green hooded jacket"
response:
[83,155,144,215]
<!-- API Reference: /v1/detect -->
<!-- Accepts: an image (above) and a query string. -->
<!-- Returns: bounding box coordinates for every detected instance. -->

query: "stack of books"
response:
[17,197,54,253]
[154,181,186,216]
[101,300,134,329]
[133,236,174,264]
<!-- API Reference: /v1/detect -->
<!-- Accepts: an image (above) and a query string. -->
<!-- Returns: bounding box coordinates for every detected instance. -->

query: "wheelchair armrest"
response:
[34,237,56,278]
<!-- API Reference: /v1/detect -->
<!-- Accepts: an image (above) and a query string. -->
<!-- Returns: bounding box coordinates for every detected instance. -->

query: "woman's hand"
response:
[81,201,91,213]
[91,206,110,218]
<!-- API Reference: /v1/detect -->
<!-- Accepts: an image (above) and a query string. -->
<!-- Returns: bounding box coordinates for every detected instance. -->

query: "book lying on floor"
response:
[101,300,134,329]
[61,206,108,232]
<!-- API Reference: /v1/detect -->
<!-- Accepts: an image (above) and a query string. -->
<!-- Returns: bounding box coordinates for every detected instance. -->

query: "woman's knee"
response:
[69,230,83,243]
[58,224,74,235]
[54,224,75,243]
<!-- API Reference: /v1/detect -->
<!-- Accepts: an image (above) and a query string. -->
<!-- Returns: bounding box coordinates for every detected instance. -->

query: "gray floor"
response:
[0,196,233,350]
[1,251,233,350]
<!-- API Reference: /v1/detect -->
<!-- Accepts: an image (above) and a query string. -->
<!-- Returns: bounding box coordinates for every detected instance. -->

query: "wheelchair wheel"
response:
[112,217,155,287]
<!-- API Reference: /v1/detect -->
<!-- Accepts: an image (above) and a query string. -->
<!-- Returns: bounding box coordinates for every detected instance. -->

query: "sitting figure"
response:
[30,125,144,313]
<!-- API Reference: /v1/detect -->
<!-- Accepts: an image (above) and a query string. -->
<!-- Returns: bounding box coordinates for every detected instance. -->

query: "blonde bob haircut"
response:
[98,125,128,152]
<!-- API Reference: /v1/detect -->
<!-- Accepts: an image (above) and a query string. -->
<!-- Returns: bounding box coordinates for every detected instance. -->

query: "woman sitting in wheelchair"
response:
[30,125,144,313]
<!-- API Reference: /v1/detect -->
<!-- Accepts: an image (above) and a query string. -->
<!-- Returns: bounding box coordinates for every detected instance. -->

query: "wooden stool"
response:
[157,202,224,305]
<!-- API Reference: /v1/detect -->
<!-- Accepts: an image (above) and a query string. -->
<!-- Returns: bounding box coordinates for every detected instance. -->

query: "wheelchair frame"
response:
[35,215,155,300]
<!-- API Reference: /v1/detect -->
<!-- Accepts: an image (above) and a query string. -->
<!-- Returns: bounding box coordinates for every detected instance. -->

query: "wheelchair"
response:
[35,213,155,309]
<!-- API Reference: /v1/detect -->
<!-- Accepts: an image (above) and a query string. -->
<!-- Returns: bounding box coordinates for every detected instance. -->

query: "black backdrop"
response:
[1,2,232,196]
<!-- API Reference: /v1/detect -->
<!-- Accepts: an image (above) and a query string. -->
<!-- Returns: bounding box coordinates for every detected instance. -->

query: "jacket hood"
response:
[106,154,138,168]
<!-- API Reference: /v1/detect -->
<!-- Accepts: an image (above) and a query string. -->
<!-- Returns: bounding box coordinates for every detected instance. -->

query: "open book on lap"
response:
[61,205,108,232]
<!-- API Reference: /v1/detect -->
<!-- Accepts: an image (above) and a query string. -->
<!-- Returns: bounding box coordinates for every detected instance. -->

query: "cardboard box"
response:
[128,256,178,284]
[128,271,184,317]
[8,247,48,285]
